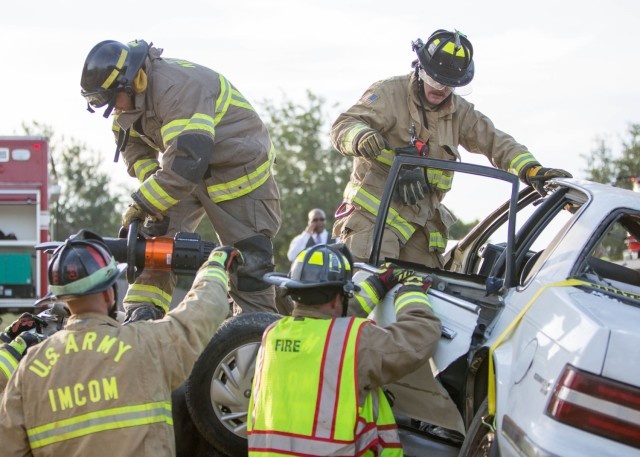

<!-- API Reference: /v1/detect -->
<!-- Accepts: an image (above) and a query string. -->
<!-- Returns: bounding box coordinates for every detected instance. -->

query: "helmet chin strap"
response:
[103,98,116,119]
[108,284,119,320]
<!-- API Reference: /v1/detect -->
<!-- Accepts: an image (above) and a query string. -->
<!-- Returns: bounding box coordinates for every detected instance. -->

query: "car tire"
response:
[185,312,281,457]
[458,398,498,457]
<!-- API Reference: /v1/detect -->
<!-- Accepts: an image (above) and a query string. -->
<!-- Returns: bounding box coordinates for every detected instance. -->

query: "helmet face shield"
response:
[81,87,116,109]
[418,68,450,91]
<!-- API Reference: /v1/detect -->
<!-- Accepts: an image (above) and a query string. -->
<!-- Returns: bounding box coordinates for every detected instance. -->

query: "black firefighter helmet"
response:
[44,230,126,302]
[263,244,356,306]
[413,29,474,87]
[80,39,149,117]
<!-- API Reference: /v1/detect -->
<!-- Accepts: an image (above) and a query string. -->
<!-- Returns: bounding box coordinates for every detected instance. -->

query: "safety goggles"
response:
[81,87,116,108]
[419,68,452,91]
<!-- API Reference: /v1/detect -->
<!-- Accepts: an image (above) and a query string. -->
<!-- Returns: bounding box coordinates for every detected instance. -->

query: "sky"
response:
[2,0,640,221]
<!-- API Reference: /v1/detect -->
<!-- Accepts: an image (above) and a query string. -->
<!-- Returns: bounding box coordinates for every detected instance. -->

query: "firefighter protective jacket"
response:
[0,262,230,456]
[114,45,279,215]
[247,281,441,456]
[0,343,20,396]
[330,72,540,252]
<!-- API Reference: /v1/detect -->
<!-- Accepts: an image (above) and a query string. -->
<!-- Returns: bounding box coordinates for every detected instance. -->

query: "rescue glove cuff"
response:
[355,129,388,160]
[397,274,433,295]
[208,246,244,273]
[1,312,47,341]
[394,167,429,205]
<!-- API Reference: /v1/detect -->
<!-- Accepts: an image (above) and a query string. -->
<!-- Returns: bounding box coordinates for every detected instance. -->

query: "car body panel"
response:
[365,156,640,455]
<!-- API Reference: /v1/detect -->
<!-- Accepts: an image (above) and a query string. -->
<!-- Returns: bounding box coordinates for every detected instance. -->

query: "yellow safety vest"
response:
[248,316,402,456]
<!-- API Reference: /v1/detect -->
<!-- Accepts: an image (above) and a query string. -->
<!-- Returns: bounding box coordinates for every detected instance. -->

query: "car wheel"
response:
[185,312,281,457]
[458,399,498,457]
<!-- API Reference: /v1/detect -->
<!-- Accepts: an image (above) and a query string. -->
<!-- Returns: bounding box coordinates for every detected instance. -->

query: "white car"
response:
[185,156,640,457]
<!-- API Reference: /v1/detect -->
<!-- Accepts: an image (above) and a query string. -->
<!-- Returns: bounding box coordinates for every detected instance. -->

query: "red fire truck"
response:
[0,136,54,311]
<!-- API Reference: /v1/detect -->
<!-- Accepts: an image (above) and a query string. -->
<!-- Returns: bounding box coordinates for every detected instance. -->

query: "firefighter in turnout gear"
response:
[80,39,281,322]
[330,29,572,266]
[0,229,241,456]
[0,314,46,396]
[248,244,441,456]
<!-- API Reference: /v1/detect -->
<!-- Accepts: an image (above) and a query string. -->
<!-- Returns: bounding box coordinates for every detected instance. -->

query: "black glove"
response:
[5,332,47,358]
[398,274,433,294]
[394,167,429,205]
[208,246,244,273]
[522,165,572,196]
[376,263,414,292]
[0,313,47,343]
[355,130,387,159]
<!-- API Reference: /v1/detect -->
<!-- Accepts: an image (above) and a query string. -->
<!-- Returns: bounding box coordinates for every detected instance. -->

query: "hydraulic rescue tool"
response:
[37,221,218,284]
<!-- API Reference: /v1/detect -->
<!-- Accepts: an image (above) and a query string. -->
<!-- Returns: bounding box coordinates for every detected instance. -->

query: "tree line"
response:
[21,98,640,274]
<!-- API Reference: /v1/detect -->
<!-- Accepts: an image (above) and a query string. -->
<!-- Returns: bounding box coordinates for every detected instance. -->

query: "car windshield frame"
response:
[370,156,521,288]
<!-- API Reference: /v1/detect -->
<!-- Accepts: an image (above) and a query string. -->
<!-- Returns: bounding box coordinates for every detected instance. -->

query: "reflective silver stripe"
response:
[249,426,380,456]
[249,318,381,455]
[249,430,356,455]
[27,401,172,449]
[314,318,352,438]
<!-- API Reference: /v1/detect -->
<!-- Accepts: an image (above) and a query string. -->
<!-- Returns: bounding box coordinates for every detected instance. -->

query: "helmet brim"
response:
[52,262,126,301]
[262,271,347,290]
[423,60,474,88]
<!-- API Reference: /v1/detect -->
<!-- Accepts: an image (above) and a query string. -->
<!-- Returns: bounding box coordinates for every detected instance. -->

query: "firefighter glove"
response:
[7,332,46,357]
[0,312,47,342]
[376,263,415,292]
[208,246,245,273]
[394,167,429,205]
[522,165,573,196]
[398,274,433,294]
[355,130,387,159]
[121,202,149,229]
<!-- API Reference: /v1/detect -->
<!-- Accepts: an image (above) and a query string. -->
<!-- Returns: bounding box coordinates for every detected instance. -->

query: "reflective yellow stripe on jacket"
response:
[123,284,172,314]
[248,316,402,456]
[206,142,276,203]
[345,182,415,243]
[0,346,19,383]
[27,401,172,449]
[509,152,538,176]
[139,74,273,208]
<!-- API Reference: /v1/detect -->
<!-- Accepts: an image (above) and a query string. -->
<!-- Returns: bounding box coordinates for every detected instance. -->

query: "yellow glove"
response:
[121,202,149,228]
[523,165,572,195]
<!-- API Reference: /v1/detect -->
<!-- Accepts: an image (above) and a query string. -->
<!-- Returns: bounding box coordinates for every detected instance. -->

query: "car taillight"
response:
[546,364,640,449]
